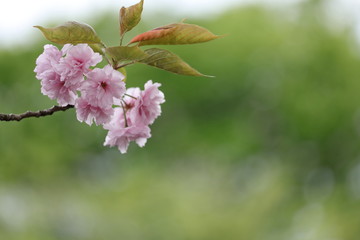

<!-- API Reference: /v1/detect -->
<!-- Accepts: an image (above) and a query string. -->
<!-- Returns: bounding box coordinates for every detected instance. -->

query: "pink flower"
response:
[56,44,102,82]
[34,44,78,105]
[60,44,73,55]
[75,65,125,126]
[126,80,165,125]
[103,107,151,154]
[34,44,166,153]
[81,65,126,107]
[34,44,103,106]
[103,80,164,153]
[40,70,78,106]
[75,98,114,126]
[121,87,141,107]
[34,44,62,79]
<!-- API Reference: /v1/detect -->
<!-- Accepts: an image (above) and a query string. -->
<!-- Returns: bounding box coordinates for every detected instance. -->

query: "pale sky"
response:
[0,0,359,47]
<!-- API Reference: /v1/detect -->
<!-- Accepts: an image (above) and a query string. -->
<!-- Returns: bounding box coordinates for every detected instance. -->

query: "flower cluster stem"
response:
[120,101,129,128]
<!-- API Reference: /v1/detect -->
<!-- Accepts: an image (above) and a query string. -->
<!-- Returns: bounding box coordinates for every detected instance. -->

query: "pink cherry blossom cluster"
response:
[34,44,165,153]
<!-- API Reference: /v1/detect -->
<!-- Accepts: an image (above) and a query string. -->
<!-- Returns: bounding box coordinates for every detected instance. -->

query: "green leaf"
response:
[105,46,148,64]
[120,0,144,36]
[118,68,127,82]
[89,43,105,55]
[139,48,208,77]
[34,21,101,45]
[129,23,220,46]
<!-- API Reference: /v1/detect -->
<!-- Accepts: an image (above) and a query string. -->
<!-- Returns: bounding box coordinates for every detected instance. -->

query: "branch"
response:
[0,105,74,122]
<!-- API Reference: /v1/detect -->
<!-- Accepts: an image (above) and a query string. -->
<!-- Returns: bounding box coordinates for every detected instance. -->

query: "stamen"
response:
[101,82,107,89]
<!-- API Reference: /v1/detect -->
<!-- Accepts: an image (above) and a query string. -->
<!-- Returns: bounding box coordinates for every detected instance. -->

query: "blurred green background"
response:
[1,0,360,239]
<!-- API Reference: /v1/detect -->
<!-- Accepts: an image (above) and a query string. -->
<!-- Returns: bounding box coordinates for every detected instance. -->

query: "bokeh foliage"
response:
[1,2,360,239]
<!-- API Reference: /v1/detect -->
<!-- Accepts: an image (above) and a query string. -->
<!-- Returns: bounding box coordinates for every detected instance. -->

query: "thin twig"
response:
[0,105,74,122]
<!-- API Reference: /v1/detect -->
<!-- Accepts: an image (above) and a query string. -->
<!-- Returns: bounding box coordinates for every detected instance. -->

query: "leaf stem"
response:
[120,34,125,46]
[115,61,136,70]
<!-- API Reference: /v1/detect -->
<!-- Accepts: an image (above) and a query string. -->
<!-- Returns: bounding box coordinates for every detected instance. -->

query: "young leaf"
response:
[139,48,208,76]
[129,23,220,46]
[120,0,144,36]
[118,68,127,82]
[89,43,105,55]
[34,21,102,45]
[105,46,148,64]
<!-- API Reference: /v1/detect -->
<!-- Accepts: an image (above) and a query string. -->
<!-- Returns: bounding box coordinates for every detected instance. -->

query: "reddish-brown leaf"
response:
[128,23,220,46]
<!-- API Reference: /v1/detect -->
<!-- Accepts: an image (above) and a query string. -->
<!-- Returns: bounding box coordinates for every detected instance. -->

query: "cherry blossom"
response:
[34,44,165,153]
[74,65,126,126]
[81,65,126,107]
[34,44,62,80]
[103,107,151,153]
[34,45,78,105]
[102,80,165,153]
[35,44,107,106]
[56,44,102,81]
[40,70,78,106]
[75,97,114,126]
[127,80,165,125]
